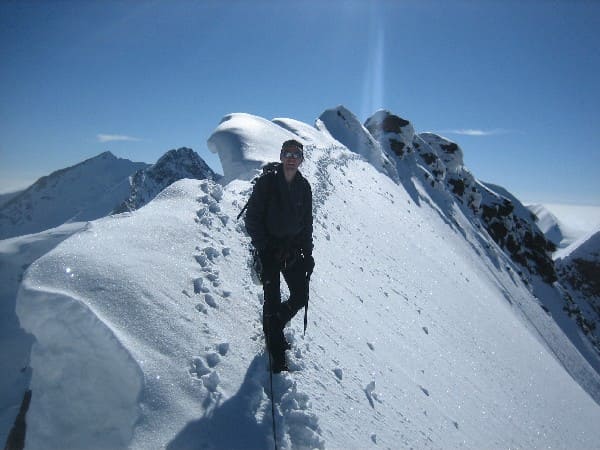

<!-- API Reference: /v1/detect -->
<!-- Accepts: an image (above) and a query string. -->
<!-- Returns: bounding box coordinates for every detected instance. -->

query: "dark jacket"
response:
[245,163,313,256]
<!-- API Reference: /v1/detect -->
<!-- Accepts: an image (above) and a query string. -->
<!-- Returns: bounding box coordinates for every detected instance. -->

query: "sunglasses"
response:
[281,150,303,159]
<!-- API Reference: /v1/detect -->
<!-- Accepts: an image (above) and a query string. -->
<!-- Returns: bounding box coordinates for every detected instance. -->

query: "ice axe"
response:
[303,273,311,336]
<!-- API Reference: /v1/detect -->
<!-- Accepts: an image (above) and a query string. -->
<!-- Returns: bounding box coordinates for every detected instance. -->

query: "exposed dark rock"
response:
[448,178,465,196]
[381,115,410,133]
[389,139,406,157]
[440,142,459,154]
[571,259,600,296]
[421,153,438,166]
[4,389,32,450]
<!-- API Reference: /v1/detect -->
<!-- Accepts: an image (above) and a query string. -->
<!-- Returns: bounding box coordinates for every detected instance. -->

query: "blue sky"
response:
[1,0,599,205]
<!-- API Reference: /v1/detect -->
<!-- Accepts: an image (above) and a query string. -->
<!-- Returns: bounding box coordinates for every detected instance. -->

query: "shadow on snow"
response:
[167,354,280,450]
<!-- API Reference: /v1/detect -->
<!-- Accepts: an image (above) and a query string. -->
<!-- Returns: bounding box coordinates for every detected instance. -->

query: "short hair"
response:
[281,139,304,152]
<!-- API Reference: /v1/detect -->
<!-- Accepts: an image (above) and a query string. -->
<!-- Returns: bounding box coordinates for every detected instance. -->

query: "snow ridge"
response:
[317,106,398,181]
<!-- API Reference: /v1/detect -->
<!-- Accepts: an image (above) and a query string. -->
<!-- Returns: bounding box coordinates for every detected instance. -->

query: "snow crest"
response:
[16,284,142,450]
[316,106,398,181]
[207,113,293,183]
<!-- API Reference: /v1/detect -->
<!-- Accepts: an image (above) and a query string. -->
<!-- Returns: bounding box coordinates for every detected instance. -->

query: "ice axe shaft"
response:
[303,274,310,336]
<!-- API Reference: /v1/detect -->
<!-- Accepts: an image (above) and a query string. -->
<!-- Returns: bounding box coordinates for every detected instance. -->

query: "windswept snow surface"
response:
[16,138,600,449]
[207,113,295,183]
[0,222,86,445]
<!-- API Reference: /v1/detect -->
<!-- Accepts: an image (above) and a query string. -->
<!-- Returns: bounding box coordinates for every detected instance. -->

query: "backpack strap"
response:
[237,162,280,220]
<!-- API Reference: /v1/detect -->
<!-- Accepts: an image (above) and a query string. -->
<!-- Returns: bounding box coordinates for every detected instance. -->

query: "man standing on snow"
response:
[245,139,314,373]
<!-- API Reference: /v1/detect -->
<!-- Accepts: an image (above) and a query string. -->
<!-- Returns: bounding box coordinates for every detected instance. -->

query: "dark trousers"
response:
[262,251,308,360]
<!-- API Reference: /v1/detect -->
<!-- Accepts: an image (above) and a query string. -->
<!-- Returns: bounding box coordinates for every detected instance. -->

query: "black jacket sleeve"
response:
[244,175,270,252]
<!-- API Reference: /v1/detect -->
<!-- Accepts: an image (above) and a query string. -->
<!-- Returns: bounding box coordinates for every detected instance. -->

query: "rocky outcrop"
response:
[115,148,219,213]
[478,183,557,283]
[365,109,556,284]
[556,230,600,353]
[317,106,398,181]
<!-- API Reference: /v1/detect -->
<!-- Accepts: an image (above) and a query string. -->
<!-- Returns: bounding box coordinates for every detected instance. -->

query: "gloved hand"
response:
[304,254,315,277]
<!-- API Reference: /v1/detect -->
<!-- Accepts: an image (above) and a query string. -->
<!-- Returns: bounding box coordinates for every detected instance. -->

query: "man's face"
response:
[280,148,303,171]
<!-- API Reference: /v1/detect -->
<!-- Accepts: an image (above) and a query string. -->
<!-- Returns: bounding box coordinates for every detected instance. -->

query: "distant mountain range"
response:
[0,148,219,240]
[0,152,147,240]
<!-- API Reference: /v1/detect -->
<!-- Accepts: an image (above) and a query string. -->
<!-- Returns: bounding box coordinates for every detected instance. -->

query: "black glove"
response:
[304,254,315,277]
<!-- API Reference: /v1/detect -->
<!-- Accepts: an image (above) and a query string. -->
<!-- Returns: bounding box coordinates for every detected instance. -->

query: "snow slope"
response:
[0,152,148,240]
[0,222,86,446]
[14,113,600,449]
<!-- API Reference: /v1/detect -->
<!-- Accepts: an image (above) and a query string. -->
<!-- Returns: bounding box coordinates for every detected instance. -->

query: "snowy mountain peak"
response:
[0,152,147,239]
[316,105,398,180]
[96,150,118,160]
[114,147,219,213]
[364,109,415,159]
[151,147,215,182]
[419,132,464,174]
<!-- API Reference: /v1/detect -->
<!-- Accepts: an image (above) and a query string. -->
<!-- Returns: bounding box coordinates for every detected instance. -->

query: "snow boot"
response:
[271,349,288,373]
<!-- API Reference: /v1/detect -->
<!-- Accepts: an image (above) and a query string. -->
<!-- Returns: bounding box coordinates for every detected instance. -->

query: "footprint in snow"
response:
[206,352,220,368]
[194,254,208,267]
[193,278,209,294]
[270,377,325,450]
[205,272,218,282]
[203,246,220,261]
[216,342,229,356]
[190,343,230,393]
[190,357,211,378]
[200,182,223,202]
[333,368,343,381]
[202,370,220,393]
[204,294,217,308]
[364,381,382,408]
